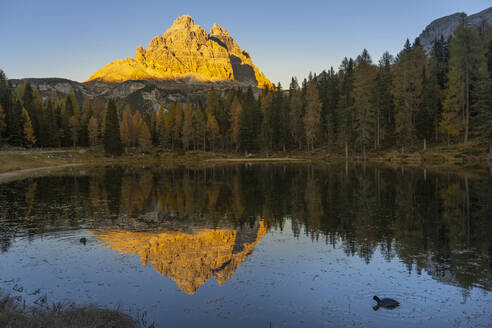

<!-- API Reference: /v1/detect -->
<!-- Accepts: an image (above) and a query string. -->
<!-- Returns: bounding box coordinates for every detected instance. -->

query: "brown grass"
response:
[0,142,490,178]
[0,294,138,328]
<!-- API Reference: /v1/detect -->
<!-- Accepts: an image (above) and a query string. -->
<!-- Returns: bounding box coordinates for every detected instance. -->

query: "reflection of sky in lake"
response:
[1,223,491,328]
[0,164,491,327]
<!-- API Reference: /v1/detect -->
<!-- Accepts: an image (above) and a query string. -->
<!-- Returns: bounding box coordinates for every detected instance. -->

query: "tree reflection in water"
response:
[0,164,490,292]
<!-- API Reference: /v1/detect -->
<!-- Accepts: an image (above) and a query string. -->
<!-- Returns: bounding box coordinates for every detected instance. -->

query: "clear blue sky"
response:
[0,0,490,86]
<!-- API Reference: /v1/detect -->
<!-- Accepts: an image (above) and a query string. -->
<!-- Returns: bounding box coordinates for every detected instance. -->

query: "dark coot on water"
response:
[80,237,87,245]
[373,296,400,309]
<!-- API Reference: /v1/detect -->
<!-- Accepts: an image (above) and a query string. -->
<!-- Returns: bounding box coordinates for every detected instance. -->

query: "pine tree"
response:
[131,111,143,147]
[69,115,80,147]
[61,95,75,146]
[79,96,92,146]
[318,68,339,150]
[375,52,394,147]
[230,96,243,151]
[29,87,43,146]
[0,70,15,145]
[182,101,193,150]
[92,97,106,141]
[103,100,122,156]
[260,89,274,150]
[21,107,36,147]
[120,106,132,147]
[352,49,378,158]
[392,41,426,151]
[8,101,24,146]
[193,104,206,151]
[444,22,487,142]
[138,121,152,152]
[417,65,439,150]
[304,81,322,151]
[21,82,33,110]
[174,103,183,150]
[88,116,98,146]
[289,78,304,150]
[157,105,167,148]
[337,57,355,158]
[238,87,259,152]
[427,36,449,143]
[473,74,492,155]
[206,112,220,152]
[0,104,6,145]
[274,83,288,151]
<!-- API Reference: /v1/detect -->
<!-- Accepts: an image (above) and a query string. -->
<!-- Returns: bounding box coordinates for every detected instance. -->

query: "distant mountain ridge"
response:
[86,15,273,89]
[418,7,492,52]
[8,77,257,115]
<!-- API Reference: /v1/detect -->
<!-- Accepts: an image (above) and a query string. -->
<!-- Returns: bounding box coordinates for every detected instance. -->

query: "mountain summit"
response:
[86,15,273,88]
[418,7,492,52]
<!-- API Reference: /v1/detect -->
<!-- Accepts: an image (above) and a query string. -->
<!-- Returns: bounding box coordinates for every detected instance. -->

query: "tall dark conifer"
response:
[103,100,123,156]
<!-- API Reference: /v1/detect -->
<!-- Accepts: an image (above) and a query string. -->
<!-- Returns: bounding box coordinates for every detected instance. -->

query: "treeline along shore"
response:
[1,22,491,165]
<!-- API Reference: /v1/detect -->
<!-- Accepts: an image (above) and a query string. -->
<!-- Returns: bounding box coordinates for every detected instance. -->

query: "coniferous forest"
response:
[0,23,491,157]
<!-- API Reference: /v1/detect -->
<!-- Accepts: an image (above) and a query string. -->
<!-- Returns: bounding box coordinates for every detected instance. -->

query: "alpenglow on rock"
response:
[86,15,273,88]
[418,7,492,53]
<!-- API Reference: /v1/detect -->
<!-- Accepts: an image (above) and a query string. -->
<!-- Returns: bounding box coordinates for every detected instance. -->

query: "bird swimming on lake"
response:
[373,296,400,310]
[79,237,87,245]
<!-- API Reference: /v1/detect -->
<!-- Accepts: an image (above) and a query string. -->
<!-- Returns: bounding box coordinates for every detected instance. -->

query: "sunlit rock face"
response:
[92,220,268,294]
[86,15,273,89]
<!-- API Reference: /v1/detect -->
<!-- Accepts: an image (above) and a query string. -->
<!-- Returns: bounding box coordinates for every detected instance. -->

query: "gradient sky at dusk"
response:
[1,0,490,86]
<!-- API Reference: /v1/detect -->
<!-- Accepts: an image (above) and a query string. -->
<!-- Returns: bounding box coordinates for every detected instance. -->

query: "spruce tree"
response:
[352,49,378,157]
[375,52,394,147]
[473,75,492,155]
[289,78,304,151]
[8,101,24,146]
[230,96,243,151]
[239,87,259,153]
[337,57,355,158]
[304,81,322,151]
[0,104,6,145]
[193,104,206,151]
[88,116,98,146]
[182,101,193,150]
[260,89,274,150]
[206,112,220,152]
[120,106,132,147]
[103,100,122,156]
[157,105,167,148]
[444,22,487,142]
[138,122,152,152]
[392,40,426,150]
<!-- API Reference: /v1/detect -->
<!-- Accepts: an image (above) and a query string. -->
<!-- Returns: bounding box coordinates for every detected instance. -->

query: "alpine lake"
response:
[0,163,491,327]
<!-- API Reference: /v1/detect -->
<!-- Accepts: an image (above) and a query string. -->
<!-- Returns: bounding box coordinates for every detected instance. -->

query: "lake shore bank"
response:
[0,293,138,328]
[0,142,490,177]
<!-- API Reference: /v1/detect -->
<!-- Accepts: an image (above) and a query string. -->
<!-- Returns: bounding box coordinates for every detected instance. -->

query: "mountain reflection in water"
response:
[0,164,491,294]
[93,221,267,294]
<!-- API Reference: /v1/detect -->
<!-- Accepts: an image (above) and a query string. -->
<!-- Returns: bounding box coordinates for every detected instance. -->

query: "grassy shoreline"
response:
[0,293,138,328]
[0,142,490,177]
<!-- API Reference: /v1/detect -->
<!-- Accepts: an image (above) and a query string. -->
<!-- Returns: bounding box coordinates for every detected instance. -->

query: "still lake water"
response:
[0,163,491,327]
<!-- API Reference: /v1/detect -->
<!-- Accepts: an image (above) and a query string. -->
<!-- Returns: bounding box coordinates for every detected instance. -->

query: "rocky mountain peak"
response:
[170,14,195,28]
[418,7,492,53]
[209,23,240,53]
[86,15,273,88]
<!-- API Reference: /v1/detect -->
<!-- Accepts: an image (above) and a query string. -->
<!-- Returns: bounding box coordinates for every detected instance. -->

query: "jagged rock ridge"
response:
[86,15,273,89]
[418,7,492,53]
